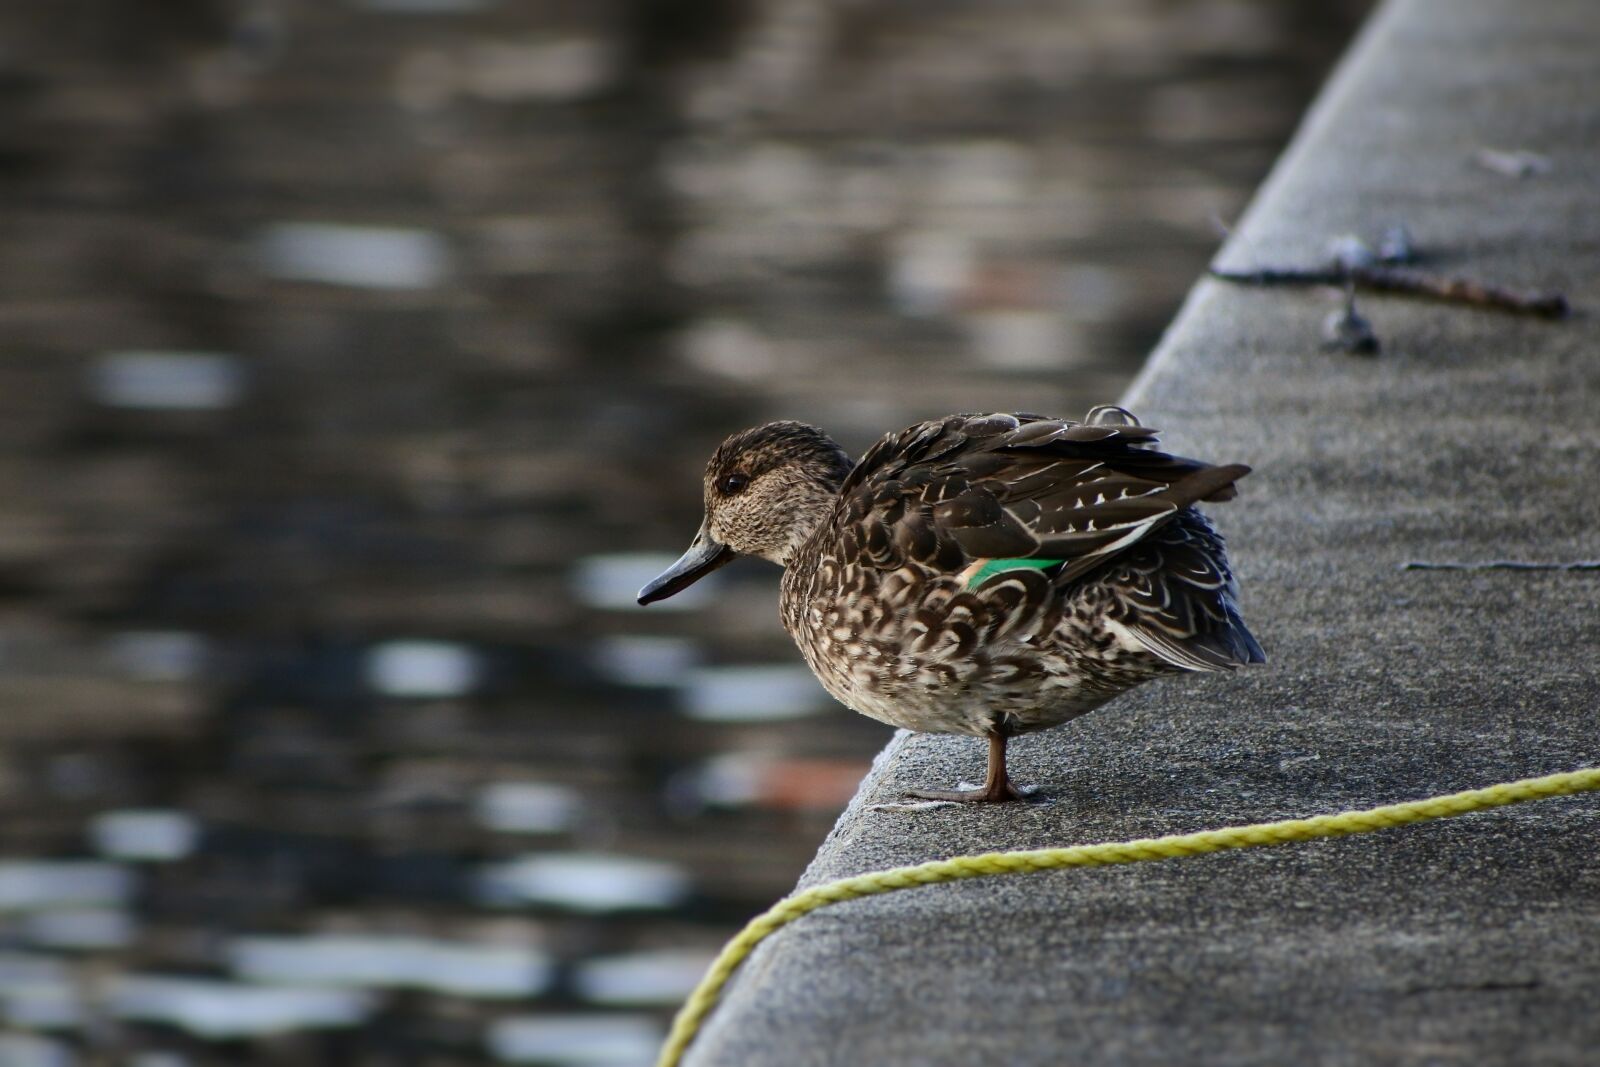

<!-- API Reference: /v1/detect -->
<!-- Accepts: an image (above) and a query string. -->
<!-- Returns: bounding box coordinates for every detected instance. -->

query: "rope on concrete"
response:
[658,765,1600,1067]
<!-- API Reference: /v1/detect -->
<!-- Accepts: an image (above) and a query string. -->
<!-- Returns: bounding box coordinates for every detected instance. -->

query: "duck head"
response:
[637,421,854,605]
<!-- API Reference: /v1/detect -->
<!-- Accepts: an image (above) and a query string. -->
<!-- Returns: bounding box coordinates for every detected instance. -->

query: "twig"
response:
[1209,263,1569,318]
[1400,560,1600,572]
[1321,278,1378,354]
[1473,148,1552,179]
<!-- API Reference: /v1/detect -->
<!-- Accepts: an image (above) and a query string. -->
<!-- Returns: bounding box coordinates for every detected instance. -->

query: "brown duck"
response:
[639,408,1264,802]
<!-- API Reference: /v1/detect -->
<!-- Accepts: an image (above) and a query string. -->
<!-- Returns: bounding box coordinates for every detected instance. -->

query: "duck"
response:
[638,408,1264,803]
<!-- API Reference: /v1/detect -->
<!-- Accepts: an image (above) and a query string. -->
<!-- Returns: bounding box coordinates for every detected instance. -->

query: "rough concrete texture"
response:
[686,1,1600,1064]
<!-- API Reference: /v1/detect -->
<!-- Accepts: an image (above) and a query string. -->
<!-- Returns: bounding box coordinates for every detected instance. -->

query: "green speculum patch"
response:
[962,557,1066,591]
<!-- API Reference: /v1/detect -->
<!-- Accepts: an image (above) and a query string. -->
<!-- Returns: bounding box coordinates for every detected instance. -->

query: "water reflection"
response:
[573,949,718,1007]
[573,555,720,613]
[672,753,865,813]
[475,782,584,835]
[0,1033,71,1067]
[476,854,692,914]
[255,223,452,290]
[486,1014,663,1067]
[0,0,1368,1060]
[20,909,136,952]
[89,811,200,862]
[87,353,246,412]
[360,0,496,16]
[229,935,553,998]
[0,864,133,911]
[108,977,373,1040]
[103,633,210,684]
[677,665,829,722]
[590,636,701,689]
[364,640,483,699]
[0,976,81,1031]
[0,955,79,1032]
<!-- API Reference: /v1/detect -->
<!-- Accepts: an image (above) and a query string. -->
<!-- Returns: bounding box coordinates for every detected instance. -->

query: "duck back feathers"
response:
[819,411,1262,675]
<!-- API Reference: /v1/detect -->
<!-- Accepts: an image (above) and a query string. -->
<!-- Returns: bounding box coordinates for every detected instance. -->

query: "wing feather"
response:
[833,412,1252,592]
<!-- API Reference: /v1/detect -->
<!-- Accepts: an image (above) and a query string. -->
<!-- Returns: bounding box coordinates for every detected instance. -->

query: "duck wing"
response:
[1090,508,1266,671]
[835,412,1262,671]
[837,412,1248,583]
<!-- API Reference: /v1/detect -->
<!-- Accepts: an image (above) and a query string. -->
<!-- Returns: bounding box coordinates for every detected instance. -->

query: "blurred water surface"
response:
[0,1,1367,1063]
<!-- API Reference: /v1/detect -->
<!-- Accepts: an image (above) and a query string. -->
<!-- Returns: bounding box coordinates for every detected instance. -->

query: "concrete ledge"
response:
[685,0,1600,1063]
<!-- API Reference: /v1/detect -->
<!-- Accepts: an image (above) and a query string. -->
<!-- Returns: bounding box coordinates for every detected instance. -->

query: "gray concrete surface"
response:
[685,1,1600,1063]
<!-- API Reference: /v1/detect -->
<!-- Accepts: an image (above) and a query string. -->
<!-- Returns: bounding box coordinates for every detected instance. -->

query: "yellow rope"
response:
[658,765,1600,1067]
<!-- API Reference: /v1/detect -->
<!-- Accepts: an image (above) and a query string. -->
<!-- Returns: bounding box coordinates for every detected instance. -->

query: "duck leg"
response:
[906,729,1025,803]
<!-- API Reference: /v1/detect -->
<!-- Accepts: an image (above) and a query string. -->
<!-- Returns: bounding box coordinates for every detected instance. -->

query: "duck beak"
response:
[637,523,736,605]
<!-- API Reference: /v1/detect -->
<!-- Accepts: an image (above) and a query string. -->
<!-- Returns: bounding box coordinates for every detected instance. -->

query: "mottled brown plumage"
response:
[640,409,1264,802]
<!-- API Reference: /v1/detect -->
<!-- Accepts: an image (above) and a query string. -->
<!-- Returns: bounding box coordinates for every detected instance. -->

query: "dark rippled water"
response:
[0,1,1367,1063]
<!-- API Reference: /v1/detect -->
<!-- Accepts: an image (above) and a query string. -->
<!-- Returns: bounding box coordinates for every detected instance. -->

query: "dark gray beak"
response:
[637,524,736,605]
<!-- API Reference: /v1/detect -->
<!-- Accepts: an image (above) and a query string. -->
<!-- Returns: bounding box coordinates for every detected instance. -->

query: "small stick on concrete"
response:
[1473,147,1553,179]
[1321,280,1379,355]
[1400,560,1600,572]
[1209,263,1570,318]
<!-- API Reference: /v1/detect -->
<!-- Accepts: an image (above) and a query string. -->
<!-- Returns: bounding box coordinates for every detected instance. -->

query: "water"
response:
[0,863,134,911]
[572,949,719,1007]
[20,909,137,952]
[364,639,483,699]
[88,353,247,412]
[0,0,1369,1062]
[476,854,693,914]
[0,1034,73,1067]
[89,810,201,862]
[475,782,585,835]
[228,935,554,998]
[675,665,830,723]
[255,223,454,290]
[107,977,374,1040]
[572,554,721,613]
[487,1014,663,1067]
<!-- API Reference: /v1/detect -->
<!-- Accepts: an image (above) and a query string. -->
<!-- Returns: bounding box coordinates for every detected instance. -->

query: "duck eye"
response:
[718,472,750,495]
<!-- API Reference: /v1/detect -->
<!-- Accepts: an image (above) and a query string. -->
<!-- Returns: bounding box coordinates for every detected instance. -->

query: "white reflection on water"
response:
[0,954,80,1032]
[964,309,1076,370]
[365,640,481,699]
[487,1014,661,1067]
[678,753,765,807]
[21,909,136,951]
[359,0,492,11]
[676,665,829,722]
[0,978,81,1031]
[256,222,451,290]
[89,811,200,863]
[108,977,373,1040]
[671,753,865,813]
[126,1054,189,1067]
[475,853,691,913]
[0,1033,73,1067]
[229,936,553,999]
[589,636,700,688]
[888,230,974,316]
[475,783,582,835]
[0,954,68,987]
[0,862,133,911]
[105,631,209,682]
[461,40,615,103]
[572,554,717,612]
[572,949,715,1007]
[88,352,245,411]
